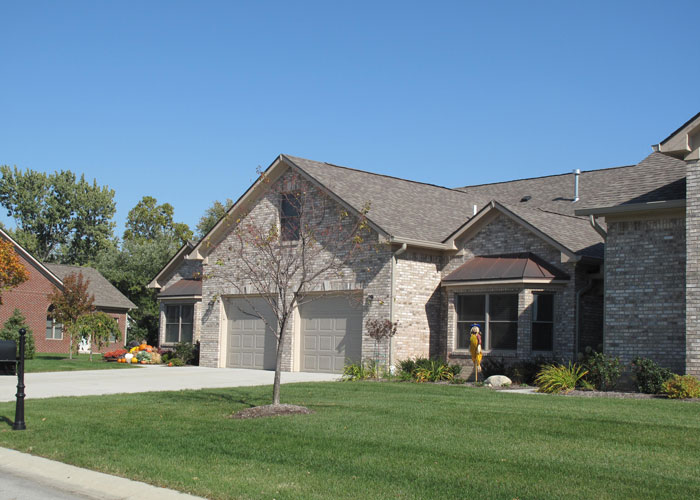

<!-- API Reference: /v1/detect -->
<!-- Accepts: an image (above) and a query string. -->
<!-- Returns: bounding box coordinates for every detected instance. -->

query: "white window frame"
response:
[46,307,63,340]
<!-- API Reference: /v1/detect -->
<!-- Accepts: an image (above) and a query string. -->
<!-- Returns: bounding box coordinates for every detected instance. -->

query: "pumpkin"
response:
[140,360,147,364]
[131,357,138,364]
[146,347,152,352]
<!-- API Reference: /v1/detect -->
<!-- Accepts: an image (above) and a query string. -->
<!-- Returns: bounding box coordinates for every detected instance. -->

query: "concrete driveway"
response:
[0,365,339,402]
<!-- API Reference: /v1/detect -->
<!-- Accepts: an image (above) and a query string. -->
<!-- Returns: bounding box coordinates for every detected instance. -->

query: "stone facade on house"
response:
[604,216,686,373]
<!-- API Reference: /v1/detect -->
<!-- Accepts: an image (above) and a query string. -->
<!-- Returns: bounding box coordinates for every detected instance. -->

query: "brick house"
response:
[149,113,699,377]
[0,229,135,354]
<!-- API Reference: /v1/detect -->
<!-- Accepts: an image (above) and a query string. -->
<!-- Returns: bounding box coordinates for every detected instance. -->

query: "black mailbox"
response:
[0,339,17,376]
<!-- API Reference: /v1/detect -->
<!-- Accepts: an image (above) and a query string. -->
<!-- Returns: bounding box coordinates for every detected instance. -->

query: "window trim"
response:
[46,306,63,341]
[164,303,195,345]
[455,293,519,352]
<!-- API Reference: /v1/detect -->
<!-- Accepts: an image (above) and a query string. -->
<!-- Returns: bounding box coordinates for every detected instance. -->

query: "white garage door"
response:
[300,296,362,373]
[225,298,277,370]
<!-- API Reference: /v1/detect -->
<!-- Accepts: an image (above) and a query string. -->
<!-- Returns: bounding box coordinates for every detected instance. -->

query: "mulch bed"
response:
[230,404,314,419]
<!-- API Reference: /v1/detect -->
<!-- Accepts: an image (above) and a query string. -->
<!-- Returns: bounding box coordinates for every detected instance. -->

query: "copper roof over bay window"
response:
[442,253,569,285]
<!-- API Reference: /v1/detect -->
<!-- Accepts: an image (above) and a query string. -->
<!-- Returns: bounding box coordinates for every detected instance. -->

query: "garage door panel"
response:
[301,296,361,374]
[226,298,276,370]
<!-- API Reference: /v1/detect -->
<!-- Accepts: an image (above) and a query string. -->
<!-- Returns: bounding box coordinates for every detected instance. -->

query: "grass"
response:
[24,352,137,373]
[0,382,698,499]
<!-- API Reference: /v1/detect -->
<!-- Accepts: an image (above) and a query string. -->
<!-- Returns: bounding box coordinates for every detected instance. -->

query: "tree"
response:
[74,312,121,361]
[0,309,36,359]
[123,196,192,245]
[48,272,95,358]
[207,170,374,407]
[196,198,234,238]
[0,166,116,264]
[0,238,29,303]
[93,236,180,344]
[366,319,398,372]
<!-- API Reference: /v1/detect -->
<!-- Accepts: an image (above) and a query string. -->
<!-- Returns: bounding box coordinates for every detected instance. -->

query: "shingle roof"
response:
[285,155,491,243]
[443,253,570,282]
[280,150,684,258]
[46,264,136,310]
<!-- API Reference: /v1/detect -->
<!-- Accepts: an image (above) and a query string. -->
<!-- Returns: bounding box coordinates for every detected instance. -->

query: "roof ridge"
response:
[457,163,638,190]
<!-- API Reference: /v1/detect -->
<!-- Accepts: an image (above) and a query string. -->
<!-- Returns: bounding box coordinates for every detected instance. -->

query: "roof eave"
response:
[574,199,686,217]
[0,228,64,288]
[441,278,569,287]
[148,241,196,289]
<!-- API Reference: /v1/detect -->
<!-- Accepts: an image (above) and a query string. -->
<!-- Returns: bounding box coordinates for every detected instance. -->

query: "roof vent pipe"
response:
[573,169,581,202]
[473,204,477,216]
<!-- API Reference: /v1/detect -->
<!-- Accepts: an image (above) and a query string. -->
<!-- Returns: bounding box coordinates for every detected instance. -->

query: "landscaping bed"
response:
[0,382,698,499]
[25,353,139,373]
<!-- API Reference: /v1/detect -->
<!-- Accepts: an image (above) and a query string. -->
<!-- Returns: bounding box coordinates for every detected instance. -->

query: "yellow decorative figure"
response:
[469,325,483,382]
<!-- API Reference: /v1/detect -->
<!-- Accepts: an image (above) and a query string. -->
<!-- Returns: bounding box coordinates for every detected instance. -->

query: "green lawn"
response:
[24,352,137,373]
[0,383,697,500]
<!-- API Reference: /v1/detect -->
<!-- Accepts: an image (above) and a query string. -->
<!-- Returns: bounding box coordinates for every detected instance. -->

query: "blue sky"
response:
[1,1,698,237]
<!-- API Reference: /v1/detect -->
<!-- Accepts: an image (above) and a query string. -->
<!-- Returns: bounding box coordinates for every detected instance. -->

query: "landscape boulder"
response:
[484,375,512,387]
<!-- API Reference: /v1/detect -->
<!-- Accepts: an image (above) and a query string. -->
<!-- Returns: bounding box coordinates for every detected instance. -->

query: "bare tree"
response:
[206,169,376,406]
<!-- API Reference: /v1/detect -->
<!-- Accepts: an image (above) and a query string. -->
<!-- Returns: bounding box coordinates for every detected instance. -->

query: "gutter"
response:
[389,243,407,371]
[589,215,607,240]
[574,199,685,217]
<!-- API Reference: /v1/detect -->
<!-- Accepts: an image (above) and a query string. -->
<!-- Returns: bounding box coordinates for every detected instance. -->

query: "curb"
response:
[0,447,205,500]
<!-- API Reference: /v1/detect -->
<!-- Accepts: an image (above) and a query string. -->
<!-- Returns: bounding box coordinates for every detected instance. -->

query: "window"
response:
[165,304,194,343]
[109,318,119,343]
[280,192,301,241]
[456,294,518,350]
[531,293,554,351]
[46,306,63,340]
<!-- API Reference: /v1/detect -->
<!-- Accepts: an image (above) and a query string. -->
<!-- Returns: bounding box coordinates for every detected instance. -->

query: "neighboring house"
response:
[149,112,699,377]
[0,229,135,353]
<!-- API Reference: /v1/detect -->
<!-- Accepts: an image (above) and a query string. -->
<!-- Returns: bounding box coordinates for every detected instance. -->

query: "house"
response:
[149,112,699,377]
[0,229,136,353]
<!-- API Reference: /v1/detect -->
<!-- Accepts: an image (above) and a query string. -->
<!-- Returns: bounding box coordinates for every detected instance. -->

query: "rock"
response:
[485,375,512,387]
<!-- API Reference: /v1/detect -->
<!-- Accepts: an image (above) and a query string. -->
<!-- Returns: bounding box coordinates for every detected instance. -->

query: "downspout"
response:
[589,215,607,239]
[389,243,407,370]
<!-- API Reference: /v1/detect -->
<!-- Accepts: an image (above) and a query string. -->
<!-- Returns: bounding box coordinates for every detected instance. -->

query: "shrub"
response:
[631,357,674,394]
[0,309,36,359]
[535,363,588,394]
[481,357,506,379]
[167,357,185,367]
[342,360,379,381]
[397,357,459,382]
[662,375,700,399]
[174,341,199,365]
[581,350,621,391]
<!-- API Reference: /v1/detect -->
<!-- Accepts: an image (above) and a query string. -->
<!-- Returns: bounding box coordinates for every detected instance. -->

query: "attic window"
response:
[281,192,301,241]
[520,196,531,202]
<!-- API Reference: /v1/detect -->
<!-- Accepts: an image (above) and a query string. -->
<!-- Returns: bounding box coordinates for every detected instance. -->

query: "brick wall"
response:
[0,253,128,355]
[199,169,392,369]
[393,251,443,361]
[605,216,686,373]
[686,160,700,377]
[443,214,584,371]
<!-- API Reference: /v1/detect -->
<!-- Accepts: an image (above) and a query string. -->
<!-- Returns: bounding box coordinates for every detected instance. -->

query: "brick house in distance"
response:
[0,229,135,353]
[150,112,699,378]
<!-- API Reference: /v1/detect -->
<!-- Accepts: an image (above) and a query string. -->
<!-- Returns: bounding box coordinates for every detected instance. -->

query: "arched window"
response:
[46,305,63,340]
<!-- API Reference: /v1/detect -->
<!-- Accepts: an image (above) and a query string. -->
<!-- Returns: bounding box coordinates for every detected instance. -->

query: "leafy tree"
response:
[196,198,233,238]
[74,312,121,361]
[48,272,95,358]
[207,170,374,406]
[0,166,116,264]
[0,238,29,303]
[0,308,35,359]
[123,196,192,245]
[93,236,180,345]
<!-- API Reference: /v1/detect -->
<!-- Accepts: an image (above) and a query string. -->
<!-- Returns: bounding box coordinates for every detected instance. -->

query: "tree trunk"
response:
[272,328,285,405]
[69,336,73,360]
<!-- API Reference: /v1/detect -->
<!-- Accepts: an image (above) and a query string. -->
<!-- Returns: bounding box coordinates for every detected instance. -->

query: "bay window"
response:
[456,294,518,350]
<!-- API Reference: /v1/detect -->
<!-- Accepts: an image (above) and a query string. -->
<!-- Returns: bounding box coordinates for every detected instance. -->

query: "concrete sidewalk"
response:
[0,365,339,402]
[0,447,204,499]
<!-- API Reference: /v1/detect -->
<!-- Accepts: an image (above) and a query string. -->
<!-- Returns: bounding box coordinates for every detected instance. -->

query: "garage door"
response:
[300,296,362,373]
[225,298,277,370]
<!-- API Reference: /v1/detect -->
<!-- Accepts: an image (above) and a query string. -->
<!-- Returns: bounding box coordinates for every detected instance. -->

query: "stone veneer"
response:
[198,169,392,369]
[604,216,686,373]
[686,160,700,377]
